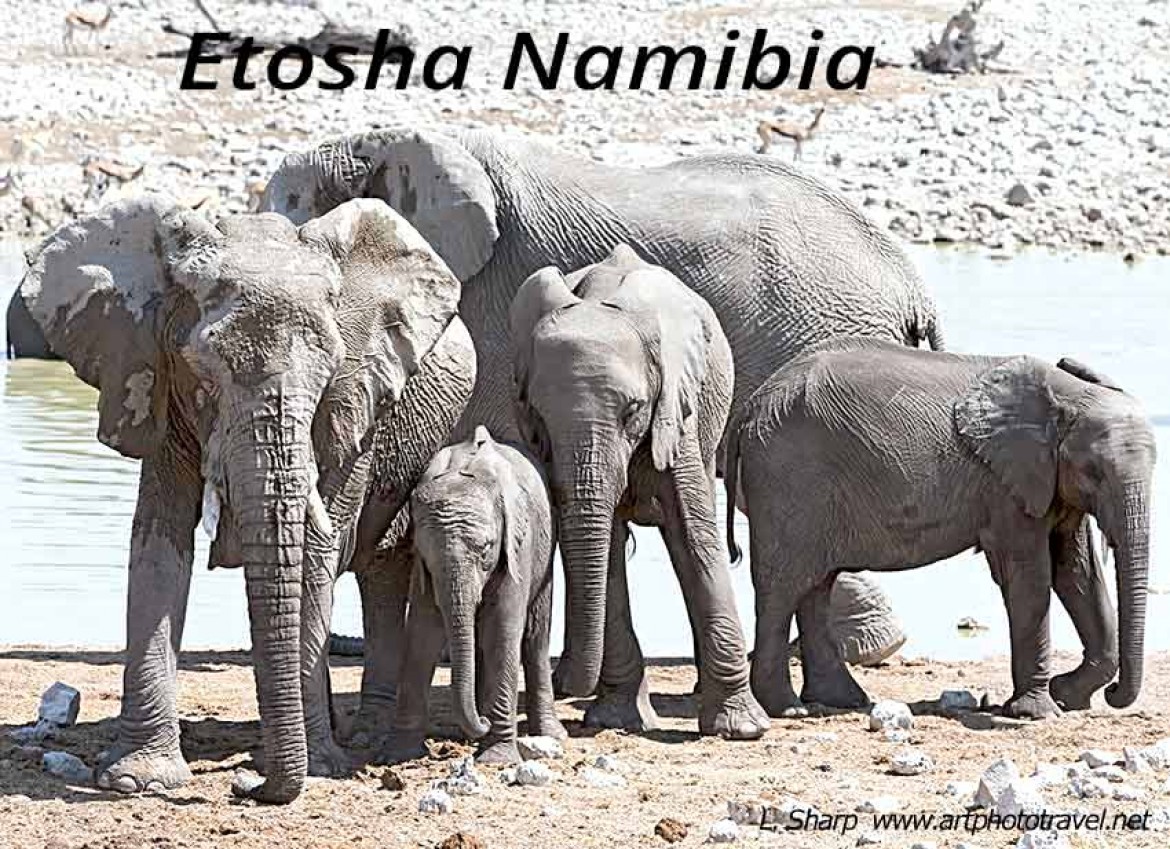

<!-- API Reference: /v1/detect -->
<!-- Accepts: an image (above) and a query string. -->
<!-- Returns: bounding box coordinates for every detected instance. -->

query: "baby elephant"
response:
[727,338,1156,720]
[389,427,566,763]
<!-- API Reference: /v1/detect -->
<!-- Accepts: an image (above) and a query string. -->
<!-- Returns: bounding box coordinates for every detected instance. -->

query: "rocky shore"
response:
[2,1,1167,257]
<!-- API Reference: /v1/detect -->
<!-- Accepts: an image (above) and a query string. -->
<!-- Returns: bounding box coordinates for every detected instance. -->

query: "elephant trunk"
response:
[229,394,316,803]
[1105,482,1151,709]
[446,593,489,740]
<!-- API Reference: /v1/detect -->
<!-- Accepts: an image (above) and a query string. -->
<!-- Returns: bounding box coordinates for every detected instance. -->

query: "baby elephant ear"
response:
[20,196,195,458]
[954,357,1059,519]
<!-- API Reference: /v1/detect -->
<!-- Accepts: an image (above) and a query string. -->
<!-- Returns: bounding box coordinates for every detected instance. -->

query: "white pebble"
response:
[418,788,453,814]
[707,818,739,843]
[1079,749,1120,769]
[579,766,625,788]
[869,700,913,732]
[512,760,555,787]
[517,736,563,761]
[975,757,1021,808]
[889,748,933,776]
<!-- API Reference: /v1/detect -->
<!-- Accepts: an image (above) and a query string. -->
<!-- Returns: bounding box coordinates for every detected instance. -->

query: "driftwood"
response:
[914,0,1004,74]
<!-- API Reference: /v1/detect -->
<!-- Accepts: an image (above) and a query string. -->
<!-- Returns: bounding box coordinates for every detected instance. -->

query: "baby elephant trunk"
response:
[447,596,490,739]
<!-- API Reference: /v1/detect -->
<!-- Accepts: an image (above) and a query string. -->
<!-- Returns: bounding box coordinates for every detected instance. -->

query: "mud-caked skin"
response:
[383,427,565,765]
[263,129,926,730]
[19,197,475,803]
[725,338,1157,720]
[510,246,769,740]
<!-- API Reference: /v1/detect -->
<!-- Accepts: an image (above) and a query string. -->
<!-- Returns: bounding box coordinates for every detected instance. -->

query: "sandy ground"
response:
[1,648,1168,849]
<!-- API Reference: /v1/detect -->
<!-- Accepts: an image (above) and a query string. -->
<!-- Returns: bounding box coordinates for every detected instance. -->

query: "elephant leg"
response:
[98,456,198,794]
[301,546,354,777]
[1050,517,1118,710]
[986,527,1062,719]
[377,585,443,764]
[658,446,769,740]
[522,567,566,740]
[475,593,524,765]
[349,532,413,749]
[797,575,869,708]
[750,562,807,719]
[583,520,661,732]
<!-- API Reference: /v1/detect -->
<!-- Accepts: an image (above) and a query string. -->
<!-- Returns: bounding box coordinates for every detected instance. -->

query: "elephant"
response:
[724,337,1157,719]
[391,426,566,764]
[511,245,769,739]
[259,128,932,717]
[7,285,57,359]
[19,196,476,802]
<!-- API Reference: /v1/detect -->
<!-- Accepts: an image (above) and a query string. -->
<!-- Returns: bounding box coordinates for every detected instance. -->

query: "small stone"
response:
[727,799,766,825]
[707,818,739,843]
[942,780,976,798]
[1140,739,1170,769]
[1123,746,1152,773]
[380,768,405,791]
[592,753,622,772]
[580,767,626,788]
[14,745,45,762]
[1111,783,1146,801]
[1030,763,1069,788]
[1069,774,1111,799]
[432,756,484,796]
[1092,765,1126,783]
[655,817,687,843]
[975,758,1021,808]
[418,788,454,814]
[939,689,979,711]
[1080,750,1120,768]
[856,796,901,814]
[856,833,883,846]
[42,751,92,784]
[7,720,55,744]
[1015,830,1069,849]
[869,701,913,732]
[1006,184,1034,207]
[516,736,563,761]
[995,780,1045,816]
[512,760,554,787]
[889,748,933,776]
[437,833,484,849]
[884,729,912,744]
[38,683,81,727]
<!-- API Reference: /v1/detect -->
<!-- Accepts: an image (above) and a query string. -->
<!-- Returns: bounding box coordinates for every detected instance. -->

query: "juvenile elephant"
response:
[261,128,924,713]
[19,197,475,802]
[391,426,565,764]
[725,338,1157,719]
[512,245,769,739]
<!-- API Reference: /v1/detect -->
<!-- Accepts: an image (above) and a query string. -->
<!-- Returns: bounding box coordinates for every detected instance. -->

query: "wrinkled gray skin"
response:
[389,426,567,764]
[261,128,929,725]
[726,338,1156,719]
[512,246,769,739]
[19,197,475,802]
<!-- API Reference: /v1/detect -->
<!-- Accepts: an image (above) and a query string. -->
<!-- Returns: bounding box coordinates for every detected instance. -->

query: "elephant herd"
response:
[13,129,1155,804]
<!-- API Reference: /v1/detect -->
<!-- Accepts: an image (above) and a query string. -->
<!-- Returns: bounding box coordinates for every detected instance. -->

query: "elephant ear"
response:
[954,357,1059,519]
[266,131,499,281]
[299,198,463,461]
[509,266,579,454]
[611,266,712,471]
[19,196,204,458]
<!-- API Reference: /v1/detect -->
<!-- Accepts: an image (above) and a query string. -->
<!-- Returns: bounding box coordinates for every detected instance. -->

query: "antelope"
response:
[757,106,826,160]
[63,4,113,53]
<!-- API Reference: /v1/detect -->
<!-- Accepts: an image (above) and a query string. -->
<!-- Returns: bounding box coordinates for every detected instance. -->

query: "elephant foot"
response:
[345,698,397,751]
[801,671,870,710]
[97,743,192,793]
[700,686,771,739]
[1050,663,1116,711]
[1003,690,1063,720]
[475,738,521,765]
[526,713,568,741]
[751,672,808,718]
[373,732,428,765]
[308,736,357,777]
[584,679,660,732]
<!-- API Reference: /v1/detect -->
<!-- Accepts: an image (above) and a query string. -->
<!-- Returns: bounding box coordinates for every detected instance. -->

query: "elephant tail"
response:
[724,420,744,566]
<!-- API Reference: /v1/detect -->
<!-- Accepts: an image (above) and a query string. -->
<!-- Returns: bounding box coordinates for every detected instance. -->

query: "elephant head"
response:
[955,356,1157,708]
[510,245,721,696]
[21,196,462,801]
[410,426,529,739]
[261,130,499,282]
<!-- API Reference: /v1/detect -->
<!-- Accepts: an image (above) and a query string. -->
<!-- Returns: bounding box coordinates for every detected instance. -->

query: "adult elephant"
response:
[19,196,475,802]
[261,129,938,715]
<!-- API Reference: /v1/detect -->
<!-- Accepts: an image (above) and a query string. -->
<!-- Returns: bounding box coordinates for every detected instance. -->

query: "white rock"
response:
[869,700,913,732]
[512,760,554,787]
[417,788,453,814]
[42,751,91,784]
[1069,774,1111,799]
[707,818,739,843]
[856,832,883,846]
[939,689,978,711]
[1079,749,1120,768]
[591,753,622,772]
[431,756,484,796]
[1140,739,1170,769]
[890,748,933,776]
[1030,763,1070,788]
[1123,746,1152,773]
[1111,783,1146,801]
[727,799,766,825]
[1015,830,1069,849]
[856,795,901,814]
[580,766,626,788]
[975,758,1022,808]
[1091,765,1126,783]
[516,736,564,761]
[38,682,81,727]
[995,780,1046,816]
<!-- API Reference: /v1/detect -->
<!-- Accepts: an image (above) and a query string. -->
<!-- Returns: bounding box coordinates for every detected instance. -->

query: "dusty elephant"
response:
[19,197,476,802]
[511,245,769,739]
[261,128,926,699]
[391,426,566,764]
[726,338,1156,719]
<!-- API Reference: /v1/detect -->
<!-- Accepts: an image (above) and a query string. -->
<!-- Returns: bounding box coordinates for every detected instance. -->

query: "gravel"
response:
[2,1,1166,257]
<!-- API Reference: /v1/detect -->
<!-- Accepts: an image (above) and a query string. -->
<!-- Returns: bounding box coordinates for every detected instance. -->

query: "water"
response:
[2,241,1167,661]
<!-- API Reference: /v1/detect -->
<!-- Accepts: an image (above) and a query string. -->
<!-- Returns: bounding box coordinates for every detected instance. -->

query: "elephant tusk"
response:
[201,480,221,541]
